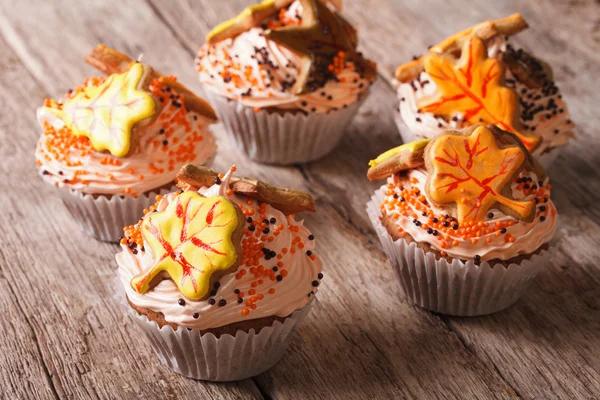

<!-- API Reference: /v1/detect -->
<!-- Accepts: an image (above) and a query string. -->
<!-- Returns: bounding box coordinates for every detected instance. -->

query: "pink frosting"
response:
[117,167,323,329]
[379,167,558,262]
[35,78,216,196]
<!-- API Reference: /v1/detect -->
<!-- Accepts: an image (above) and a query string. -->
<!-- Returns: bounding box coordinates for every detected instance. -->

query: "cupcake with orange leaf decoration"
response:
[35,45,218,242]
[393,14,575,168]
[196,0,376,164]
[366,125,558,316]
[116,164,323,381]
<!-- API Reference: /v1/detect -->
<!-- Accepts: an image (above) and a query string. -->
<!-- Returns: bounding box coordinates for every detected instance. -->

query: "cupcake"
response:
[35,45,218,242]
[196,0,376,164]
[116,164,323,381]
[366,125,557,316]
[393,14,575,168]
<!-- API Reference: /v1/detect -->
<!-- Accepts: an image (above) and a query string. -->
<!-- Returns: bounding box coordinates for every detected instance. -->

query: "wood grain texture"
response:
[0,0,598,399]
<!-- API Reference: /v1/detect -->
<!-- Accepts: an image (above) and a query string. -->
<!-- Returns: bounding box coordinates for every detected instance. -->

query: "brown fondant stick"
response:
[176,164,317,215]
[395,14,528,83]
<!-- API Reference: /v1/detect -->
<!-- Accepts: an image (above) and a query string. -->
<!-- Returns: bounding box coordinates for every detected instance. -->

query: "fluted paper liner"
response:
[367,190,554,316]
[57,186,175,242]
[205,88,366,164]
[394,111,562,169]
[116,275,312,382]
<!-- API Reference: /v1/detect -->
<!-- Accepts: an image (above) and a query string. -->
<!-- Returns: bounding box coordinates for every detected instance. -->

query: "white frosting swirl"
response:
[380,168,558,261]
[196,1,372,113]
[395,38,574,156]
[35,80,216,196]
[117,171,323,329]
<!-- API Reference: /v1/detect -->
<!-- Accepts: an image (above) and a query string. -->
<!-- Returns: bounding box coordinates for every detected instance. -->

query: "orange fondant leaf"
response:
[426,126,534,223]
[418,37,539,150]
[47,63,156,157]
[131,192,242,300]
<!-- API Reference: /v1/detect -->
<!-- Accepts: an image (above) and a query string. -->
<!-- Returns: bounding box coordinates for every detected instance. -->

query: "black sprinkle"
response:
[308,235,315,240]
[178,298,185,306]
[306,250,312,256]
[277,275,283,281]
[501,228,507,234]
[487,213,494,218]
[237,297,243,304]
[209,299,216,305]
[193,313,199,319]
[318,272,324,279]
[311,280,319,287]
[218,299,227,307]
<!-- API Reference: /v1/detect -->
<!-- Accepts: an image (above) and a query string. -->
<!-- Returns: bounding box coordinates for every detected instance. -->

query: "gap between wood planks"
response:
[141,1,524,397]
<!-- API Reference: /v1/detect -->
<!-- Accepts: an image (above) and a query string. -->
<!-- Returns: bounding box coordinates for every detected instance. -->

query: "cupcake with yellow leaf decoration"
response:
[116,164,323,381]
[393,14,575,168]
[35,45,218,242]
[366,124,558,316]
[196,0,376,164]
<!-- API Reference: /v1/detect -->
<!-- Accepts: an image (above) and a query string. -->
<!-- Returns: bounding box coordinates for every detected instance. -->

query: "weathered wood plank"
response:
[0,0,599,398]
[0,273,57,400]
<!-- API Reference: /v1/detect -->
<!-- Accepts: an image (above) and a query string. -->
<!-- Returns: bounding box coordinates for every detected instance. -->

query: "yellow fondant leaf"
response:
[131,192,242,300]
[47,63,156,157]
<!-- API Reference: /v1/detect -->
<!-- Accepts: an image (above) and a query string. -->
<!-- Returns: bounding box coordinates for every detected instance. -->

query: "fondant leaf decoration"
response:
[425,126,534,223]
[418,36,540,151]
[206,0,375,94]
[206,0,281,43]
[265,0,376,93]
[47,63,156,157]
[131,192,242,300]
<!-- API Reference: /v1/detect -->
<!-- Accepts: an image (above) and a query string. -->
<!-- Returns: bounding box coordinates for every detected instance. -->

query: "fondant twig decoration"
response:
[395,13,528,83]
[177,164,317,215]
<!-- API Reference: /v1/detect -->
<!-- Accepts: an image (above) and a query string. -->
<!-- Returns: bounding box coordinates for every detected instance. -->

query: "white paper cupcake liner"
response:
[205,88,366,164]
[57,186,175,242]
[394,111,563,170]
[367,190,555,316]
[123,296,312,381]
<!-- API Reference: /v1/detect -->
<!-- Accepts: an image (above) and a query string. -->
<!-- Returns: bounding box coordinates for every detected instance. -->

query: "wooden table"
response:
[1,0,599,398]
